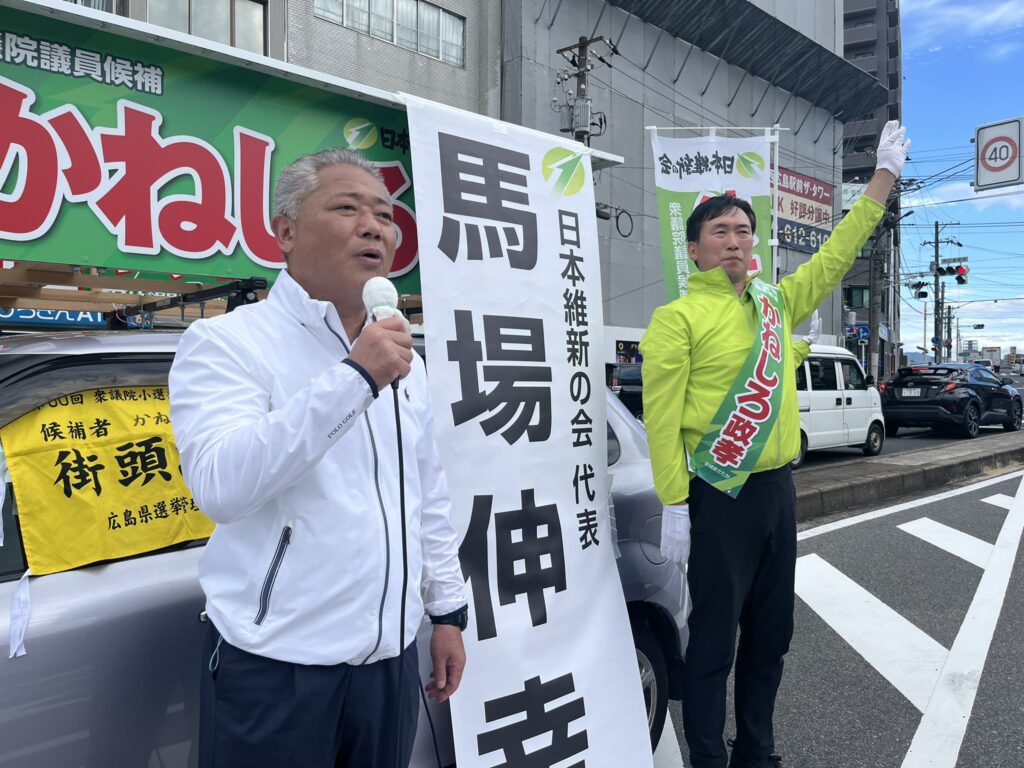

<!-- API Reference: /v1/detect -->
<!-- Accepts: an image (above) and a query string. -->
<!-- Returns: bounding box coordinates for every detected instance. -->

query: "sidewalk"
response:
[794,430,1024,522]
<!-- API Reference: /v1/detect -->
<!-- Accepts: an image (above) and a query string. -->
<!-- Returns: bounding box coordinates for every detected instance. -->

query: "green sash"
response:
[690,279,786,498]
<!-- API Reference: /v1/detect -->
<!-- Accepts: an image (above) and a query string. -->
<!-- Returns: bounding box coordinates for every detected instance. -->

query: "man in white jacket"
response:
[169,147,468,768]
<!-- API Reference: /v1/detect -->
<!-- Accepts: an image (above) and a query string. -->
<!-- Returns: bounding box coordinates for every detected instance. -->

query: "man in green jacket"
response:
[640,121,910,768]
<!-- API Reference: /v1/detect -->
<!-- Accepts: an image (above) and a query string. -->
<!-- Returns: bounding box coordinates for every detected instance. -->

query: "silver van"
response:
[792,344,886,467]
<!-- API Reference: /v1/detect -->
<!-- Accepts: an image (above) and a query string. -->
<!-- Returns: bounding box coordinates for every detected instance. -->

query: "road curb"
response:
[794,434,1024,522]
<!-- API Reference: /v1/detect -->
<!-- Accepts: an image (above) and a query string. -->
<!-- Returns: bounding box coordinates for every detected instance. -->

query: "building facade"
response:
[504,0,886,357]
[56,0,888,365]
[840,0,903,379]
[65,0,500,117]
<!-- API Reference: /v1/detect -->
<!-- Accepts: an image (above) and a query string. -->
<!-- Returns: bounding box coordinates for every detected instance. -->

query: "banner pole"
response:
[769,125,780,284]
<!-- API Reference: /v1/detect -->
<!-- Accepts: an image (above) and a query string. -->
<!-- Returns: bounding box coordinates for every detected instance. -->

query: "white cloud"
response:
[985,40,1024,61]
[902,0,1024,55]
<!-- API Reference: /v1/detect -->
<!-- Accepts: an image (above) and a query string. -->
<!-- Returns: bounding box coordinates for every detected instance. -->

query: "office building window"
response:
[64,0,131,12]
[147,0,267,54]
[316,0,464,67]
[844,287,869,310]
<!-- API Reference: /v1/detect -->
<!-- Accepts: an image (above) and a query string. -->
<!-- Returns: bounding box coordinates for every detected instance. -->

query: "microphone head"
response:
[362,276,399,320]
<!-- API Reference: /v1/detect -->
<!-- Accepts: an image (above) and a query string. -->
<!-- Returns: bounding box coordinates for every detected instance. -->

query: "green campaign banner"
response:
[650,133,773,300]
[0,6,421,292]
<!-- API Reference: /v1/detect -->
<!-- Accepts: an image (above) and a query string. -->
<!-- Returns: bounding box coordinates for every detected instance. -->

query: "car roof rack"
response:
[107,277,267,329]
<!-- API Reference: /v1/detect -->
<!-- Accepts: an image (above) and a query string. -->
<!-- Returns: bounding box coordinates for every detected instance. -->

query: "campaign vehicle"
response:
[0,331,686,768]
[791,344,886,467]
[880,363,1023,438]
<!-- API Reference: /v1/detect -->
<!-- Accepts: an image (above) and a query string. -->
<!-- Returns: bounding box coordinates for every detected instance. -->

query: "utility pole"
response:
[922,220,962,364]
[933,221,942,363]
[923,302,928,361]
[939,281,946,362]
[868,209,910,380]
[554,36,614,146]
[868,239,882,380]
[946,304,953,363]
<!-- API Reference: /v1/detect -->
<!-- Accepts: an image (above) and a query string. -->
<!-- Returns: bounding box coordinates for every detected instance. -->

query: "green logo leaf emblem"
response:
[736,151,766,179]
[344,118,378,150]
[542,147,586,196]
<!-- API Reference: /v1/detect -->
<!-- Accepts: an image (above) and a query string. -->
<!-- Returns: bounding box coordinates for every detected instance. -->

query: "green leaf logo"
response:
[343,118,378,150]
[736,151,766,179]
[542,147,586,196]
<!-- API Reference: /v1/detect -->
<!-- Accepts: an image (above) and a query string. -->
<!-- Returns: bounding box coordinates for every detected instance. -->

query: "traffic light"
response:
[938,266,957,276]
[973,323,985,329]
[955,265,969,285]
[911,281,928,299]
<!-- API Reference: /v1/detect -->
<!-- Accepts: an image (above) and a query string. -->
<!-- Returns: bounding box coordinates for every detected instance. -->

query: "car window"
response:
[974,369,1001,386]
[0,482,27,580]
[615,366,642,385]
[808,358,839,391]
[840,360,868,390]
[796,363,807,391]
[607,423,621,466]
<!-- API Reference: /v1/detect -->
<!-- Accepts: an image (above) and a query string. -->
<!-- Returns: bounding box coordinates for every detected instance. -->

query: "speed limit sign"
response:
[975,118,1022,191]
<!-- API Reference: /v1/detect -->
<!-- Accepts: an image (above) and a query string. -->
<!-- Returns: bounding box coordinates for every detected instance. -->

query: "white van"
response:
[792,344,886,467]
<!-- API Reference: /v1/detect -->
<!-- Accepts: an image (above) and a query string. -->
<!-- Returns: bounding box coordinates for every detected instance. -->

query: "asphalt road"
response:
[660,470,1024,768]
[796,423,1018,468]
[796,369,1024,469]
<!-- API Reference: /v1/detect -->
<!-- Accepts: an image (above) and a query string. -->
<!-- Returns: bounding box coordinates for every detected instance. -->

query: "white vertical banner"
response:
[404,94,653,768]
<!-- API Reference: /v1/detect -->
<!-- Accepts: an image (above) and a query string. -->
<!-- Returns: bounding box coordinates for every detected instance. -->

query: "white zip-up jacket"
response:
[169,270,467,666]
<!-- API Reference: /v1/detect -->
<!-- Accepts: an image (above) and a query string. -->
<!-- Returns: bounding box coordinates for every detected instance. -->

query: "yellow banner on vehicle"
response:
[0,387,213,576]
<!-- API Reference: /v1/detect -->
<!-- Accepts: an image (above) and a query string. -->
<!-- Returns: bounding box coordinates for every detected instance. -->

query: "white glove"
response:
[802,310,821,346]
[875,120,911,178]
[660,503,691,565]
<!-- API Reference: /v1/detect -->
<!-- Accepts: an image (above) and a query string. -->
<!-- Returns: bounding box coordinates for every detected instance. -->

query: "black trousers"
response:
[199,625,419,768]
[680,465,797,768]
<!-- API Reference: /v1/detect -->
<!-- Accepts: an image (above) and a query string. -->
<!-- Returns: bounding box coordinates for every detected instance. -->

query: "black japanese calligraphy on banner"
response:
[657,150,737,177]
[406,95,653,767]
[477,673,588,767]
[0,386,213,576]
[437,133,538,269]
[448,310,553,444]
[459,489,567,641]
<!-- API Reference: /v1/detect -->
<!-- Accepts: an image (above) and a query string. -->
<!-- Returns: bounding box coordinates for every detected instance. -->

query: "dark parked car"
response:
[0,331,686,767]
[881,363,1023,438]
[610,363,644,422]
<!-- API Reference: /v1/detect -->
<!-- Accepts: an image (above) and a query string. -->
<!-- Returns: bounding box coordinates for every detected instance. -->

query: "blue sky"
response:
[899,0,1024,358]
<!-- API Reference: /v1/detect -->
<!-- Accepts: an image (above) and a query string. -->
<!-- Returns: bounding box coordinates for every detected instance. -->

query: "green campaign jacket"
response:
[640,195,884,505]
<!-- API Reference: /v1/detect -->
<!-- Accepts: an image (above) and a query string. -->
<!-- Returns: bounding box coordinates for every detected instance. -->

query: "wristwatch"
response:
[430,605,468,632]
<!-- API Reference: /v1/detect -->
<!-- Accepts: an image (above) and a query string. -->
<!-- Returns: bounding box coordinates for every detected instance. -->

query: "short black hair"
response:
[686,195,756,244]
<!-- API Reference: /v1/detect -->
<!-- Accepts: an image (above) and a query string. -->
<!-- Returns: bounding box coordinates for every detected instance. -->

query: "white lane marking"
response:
[795,553,948,713]
[653,710,683,767]
[798,470,1024,541]
[901,476,1024,768]
[981,493,1014,510]
[897,518,994,568]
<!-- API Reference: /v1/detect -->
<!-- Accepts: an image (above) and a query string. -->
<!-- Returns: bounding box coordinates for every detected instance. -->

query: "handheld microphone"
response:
[362,276,403,391]
[362,275,401,323]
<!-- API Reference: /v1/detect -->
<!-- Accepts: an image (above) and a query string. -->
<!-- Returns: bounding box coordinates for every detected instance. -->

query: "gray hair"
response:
[273,147,384,219]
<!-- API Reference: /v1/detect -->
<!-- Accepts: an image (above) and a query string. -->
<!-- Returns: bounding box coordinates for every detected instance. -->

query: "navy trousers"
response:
[199,625,419,768]
[680,465,797,768]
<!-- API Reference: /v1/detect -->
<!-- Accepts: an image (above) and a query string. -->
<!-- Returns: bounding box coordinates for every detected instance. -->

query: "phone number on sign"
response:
[779,222,831,253]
